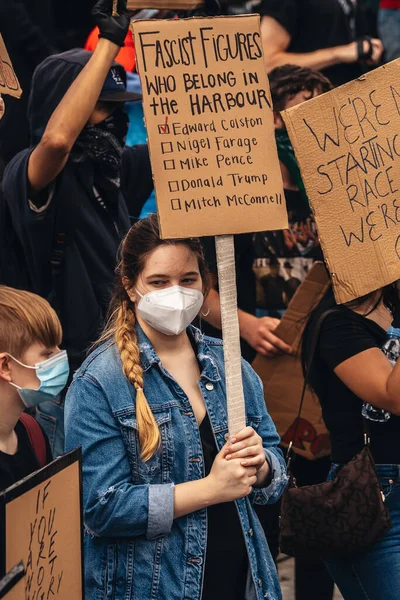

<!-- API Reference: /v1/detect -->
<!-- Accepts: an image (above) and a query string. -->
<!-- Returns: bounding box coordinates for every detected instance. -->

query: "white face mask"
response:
[136,285,204,336]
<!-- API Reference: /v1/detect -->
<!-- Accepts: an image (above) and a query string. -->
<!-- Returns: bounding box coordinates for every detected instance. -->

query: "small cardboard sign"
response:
[0,449,83,600]
[283,59,400,304]
[0,36,22,99]
[133,15,287,239]
[252,262,331,460]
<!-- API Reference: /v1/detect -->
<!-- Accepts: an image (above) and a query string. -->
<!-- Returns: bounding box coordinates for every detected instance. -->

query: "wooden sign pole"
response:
[215,235,246,436]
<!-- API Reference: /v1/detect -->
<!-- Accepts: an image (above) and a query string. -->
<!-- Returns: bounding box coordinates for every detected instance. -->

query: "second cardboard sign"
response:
[283,59,400,304]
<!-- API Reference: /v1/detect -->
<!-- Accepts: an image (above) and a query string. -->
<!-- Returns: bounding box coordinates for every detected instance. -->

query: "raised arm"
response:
[28,0,129,192]
[260,16,383,74]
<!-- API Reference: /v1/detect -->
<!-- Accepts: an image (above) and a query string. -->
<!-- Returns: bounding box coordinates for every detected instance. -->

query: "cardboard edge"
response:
[131,13,260,25]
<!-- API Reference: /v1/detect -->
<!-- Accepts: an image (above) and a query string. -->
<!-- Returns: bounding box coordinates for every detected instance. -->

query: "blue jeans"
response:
[378,9,400,63]
[325,464,400,599]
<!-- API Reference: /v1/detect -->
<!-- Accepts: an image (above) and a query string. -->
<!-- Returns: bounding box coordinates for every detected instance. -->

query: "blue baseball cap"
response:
[99,63,141,102]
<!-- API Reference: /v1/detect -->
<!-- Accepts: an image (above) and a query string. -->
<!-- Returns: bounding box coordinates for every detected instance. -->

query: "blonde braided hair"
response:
[114,299,160,461]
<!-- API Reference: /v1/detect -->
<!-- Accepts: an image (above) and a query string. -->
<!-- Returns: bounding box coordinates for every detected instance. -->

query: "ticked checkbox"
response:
[171,198,181,210]
[161,141,173,154]
[158,123,170,134]
[164,159,175,170]
[168,181,179,193]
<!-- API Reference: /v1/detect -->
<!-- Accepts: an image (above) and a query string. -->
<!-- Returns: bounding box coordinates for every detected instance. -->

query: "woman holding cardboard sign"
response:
[65,214,287,600]
[300,283,400,598]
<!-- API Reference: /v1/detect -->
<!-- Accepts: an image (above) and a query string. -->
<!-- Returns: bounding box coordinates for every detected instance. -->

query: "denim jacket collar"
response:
[137,324,221,383]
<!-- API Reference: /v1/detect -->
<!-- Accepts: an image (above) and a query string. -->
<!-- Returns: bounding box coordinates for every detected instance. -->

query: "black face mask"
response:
[95,108,129,147]
[72,108,129,176]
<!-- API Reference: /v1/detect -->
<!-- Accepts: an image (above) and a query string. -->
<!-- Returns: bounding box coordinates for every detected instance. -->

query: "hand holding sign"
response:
[93,0,130,47]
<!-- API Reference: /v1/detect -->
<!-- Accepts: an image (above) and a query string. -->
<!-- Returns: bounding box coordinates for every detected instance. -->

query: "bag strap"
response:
[287,307,371,466]
[19,413,47,468]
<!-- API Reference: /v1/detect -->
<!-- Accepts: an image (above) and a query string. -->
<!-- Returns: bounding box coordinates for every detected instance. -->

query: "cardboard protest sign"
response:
[252,262,331,460]
[283,59,400,303]
[0,449,83,600]
[133,15,287,239]
[0,36,22,99]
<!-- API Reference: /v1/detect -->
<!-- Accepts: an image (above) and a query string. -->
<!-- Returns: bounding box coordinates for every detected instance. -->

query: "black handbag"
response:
[279,310,392,559]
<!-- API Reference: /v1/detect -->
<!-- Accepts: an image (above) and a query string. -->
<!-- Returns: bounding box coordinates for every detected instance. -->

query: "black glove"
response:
[92,0,130,47]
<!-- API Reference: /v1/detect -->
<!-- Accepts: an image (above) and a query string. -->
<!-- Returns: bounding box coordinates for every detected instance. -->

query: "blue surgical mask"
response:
[8,351,70,407]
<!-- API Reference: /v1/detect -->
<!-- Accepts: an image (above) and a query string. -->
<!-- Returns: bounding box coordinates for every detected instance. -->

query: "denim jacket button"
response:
[249,528,254,537]
[258,579,263,588]
[188,557,203,564]
[205,382,214,391]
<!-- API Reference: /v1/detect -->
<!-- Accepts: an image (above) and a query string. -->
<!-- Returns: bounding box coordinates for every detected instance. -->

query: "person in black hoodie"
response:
[1,0,153,374]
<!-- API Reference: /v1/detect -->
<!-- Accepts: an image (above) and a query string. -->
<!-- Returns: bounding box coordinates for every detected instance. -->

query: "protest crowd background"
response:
[1,1,400,599]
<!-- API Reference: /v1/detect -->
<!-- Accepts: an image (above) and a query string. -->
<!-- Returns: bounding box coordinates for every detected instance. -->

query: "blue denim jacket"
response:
[65,326,287,600]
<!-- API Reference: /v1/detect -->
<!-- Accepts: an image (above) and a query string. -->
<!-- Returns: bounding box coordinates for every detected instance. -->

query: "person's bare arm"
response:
[28,40,119,192]
[334,348,400,415]
[261,16,383,73]
[28,0,129,192]
[203,287,291,357]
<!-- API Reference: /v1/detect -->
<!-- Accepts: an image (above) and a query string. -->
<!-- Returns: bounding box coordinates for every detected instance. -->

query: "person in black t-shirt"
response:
[0,287,69,491]
[0,0,153,375]
[260,0,383,86]
[302,283,400,599]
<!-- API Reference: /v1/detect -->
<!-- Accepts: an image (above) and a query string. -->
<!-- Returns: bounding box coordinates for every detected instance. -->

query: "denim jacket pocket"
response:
[116,409,173,484]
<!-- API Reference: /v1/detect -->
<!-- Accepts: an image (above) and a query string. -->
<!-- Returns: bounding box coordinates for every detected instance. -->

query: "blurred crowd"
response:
[1,1,400,599]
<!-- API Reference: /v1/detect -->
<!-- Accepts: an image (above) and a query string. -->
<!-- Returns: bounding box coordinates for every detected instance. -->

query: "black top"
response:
[1,144,153,372]
[305,305,400,464]
[0,420,52,492]
[259,0,367,86]
[200,234,257,363]
[200,414,248,600]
